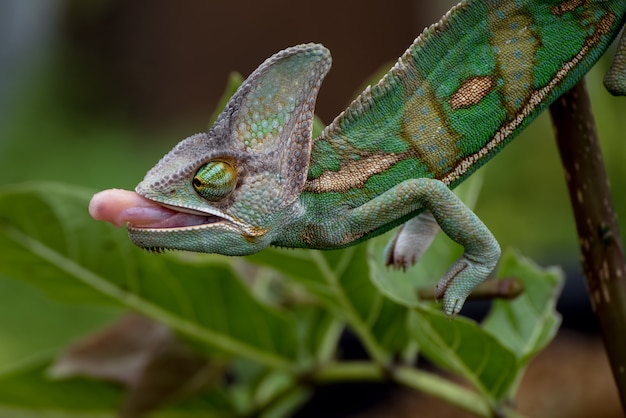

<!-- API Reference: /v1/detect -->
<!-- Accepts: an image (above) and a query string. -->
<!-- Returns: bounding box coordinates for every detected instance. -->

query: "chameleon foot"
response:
[384,211,440,270]
[434,252,499,315]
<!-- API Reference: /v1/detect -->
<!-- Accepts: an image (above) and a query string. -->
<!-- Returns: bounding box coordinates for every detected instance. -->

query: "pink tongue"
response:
[89,189,188,228]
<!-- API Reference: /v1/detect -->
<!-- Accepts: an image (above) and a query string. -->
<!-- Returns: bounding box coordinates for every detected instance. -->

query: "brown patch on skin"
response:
[551,0,585,16]
[440,12,617,186]
[304,153,404,193]
[299,221,363,248]
[242,225,270,243]
[449,76,494,110]
[335,231,366,247]
[301,224,316,246]
[596,13,615,36]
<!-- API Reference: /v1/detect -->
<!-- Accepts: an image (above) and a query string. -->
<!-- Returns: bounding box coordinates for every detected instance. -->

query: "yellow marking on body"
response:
[401,82,461,177]
[449,76,494,110]
[441,13,615,185]
[304,153,403,193]
[488,7,537,114]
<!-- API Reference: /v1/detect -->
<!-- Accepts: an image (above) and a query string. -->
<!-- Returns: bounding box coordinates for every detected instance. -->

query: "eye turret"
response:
[192,160,237,201]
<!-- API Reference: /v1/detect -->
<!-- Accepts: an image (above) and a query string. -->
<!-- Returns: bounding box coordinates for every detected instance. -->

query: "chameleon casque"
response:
[90,0,626,315]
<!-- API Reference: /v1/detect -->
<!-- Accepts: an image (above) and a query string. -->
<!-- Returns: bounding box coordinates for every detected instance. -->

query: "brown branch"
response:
[550,79,626,410]
[417,278,524,301]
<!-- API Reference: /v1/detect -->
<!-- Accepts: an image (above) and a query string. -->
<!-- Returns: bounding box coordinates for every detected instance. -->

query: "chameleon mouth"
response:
[125,205,225,231]
[89,188,227,231]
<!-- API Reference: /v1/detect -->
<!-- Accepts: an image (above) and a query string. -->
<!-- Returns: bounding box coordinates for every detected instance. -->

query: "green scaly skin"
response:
[127,0,626,315]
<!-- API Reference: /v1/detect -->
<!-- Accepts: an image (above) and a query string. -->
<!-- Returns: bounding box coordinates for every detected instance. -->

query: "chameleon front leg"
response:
[349,178,500,315]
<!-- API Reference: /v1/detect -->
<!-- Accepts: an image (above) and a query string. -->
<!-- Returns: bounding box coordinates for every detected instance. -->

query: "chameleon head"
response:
[124,43,332,254]
[126,131,270,255]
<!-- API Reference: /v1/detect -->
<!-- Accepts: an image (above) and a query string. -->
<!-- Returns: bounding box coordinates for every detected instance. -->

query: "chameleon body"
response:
[93,0,626,315]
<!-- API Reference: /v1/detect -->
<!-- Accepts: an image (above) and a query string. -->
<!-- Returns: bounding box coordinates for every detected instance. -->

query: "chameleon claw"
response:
[434,260,468,315]
[444,297,464,317]
[434,252,499,316]
[384,211,440,271]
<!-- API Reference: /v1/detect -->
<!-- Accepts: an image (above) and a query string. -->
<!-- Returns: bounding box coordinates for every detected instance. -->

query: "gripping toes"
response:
[434,249,500,315]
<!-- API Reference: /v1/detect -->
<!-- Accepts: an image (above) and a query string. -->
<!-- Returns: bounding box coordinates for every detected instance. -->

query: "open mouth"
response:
[89,188,225,230]
[125,205,224,230]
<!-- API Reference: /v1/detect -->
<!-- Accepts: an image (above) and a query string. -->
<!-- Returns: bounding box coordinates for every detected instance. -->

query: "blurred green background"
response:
[0,0,625,384]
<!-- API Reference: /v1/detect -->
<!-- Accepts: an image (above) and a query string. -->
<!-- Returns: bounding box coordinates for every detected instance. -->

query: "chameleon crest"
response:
[128,44,331,254]
[90,0,626,315]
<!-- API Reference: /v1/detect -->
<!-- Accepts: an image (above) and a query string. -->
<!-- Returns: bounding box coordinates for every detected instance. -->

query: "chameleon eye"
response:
[192,160,238,201]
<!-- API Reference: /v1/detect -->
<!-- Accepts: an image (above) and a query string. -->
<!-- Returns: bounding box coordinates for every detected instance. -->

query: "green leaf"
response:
[407,307,518,402]
[0,362,235,418]
[248,248,338,307]
[249,244,408,364]
[0,363,122,418]
[407,250,564,404]
[208,72,245,127]
[334,248,409,356]
[291,307,342,365]
[312,115,325,138]
[0,275,119,378]
[258,386,312,418]
[367,232,450,308]
[0,183,299,370]
[482,251,563,363]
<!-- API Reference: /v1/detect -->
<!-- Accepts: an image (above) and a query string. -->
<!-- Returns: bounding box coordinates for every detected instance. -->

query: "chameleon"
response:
[89,0,626,315]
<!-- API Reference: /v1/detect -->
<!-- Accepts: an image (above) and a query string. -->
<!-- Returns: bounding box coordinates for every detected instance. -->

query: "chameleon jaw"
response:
[124,200,270,254]
[89,188,252,234]
[122,197,270,254]
[125,202,229,231]
[123,199,269,244]
[125,212,226,232]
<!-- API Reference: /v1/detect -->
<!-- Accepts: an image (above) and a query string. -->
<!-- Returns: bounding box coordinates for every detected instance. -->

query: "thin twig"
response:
[417,278,524,301]
[310,361,494,417]
[550,79,626,410]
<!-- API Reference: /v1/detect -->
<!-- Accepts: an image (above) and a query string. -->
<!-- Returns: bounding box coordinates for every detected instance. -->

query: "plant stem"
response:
[3,225,296,373]
[311,251,391,366]
[417,278,524,301]
[311,361,384,382]
[312,361,494,417]
[550,79,626,410]
[394,366,492,416]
